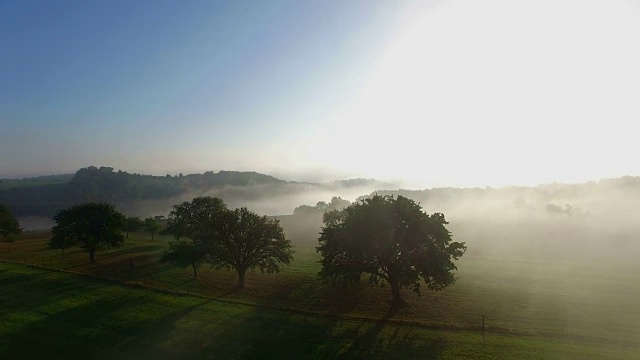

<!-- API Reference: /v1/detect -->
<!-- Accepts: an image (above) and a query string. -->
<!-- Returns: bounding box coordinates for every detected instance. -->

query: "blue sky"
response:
[1,0,402,178]
[2,0,640,187]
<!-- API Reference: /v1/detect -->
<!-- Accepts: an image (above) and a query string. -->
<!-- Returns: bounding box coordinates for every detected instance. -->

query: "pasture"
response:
[1,231,639,358]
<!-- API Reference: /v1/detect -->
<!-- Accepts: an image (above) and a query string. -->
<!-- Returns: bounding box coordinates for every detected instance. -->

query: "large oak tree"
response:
[49,202,126,263]
[213,207,293,288]
[317,195,466,304]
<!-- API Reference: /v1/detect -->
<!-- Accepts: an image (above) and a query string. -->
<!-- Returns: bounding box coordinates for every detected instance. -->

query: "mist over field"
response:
[6,165,639,265]
[6,165,640,268]
[276,177,640,265]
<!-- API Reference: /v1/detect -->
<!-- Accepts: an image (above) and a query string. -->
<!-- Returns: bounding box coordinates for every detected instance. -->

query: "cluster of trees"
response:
[276,197,353,247]
[161,197,294,287]
[2,194,466,303]
[124,216,162,239]
[545,203,589,219]
[292,196,352,216]
[43,197,295,289]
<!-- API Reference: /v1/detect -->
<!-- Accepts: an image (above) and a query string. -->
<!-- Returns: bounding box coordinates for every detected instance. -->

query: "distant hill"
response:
[0,173,74,191]
[0,166,393,218]
[4,167,640,263]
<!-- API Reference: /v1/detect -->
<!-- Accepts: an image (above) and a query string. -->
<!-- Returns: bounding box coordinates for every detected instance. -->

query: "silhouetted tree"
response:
[0,204,22,251]
[160,239,205,279]
[125,216,144,238]
[162,197,293,288]
[317,195,466,304]
[165,196,227,242]
[161,197,228,277]
[49,202,125,263]
[144,217,161,240]
[213,207,294,288]
[48,227,77,259]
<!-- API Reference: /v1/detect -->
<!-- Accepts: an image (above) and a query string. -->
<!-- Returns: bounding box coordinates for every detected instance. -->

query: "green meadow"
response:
[1,232,639,359]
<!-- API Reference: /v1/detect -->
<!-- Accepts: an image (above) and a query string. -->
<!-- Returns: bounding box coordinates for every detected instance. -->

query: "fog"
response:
[273,177,640,265]
[116,180,389,217]
[367,179,640,263]
[17,175,640,266]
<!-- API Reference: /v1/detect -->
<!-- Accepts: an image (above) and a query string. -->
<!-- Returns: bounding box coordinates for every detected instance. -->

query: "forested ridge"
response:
[0,166,386,217]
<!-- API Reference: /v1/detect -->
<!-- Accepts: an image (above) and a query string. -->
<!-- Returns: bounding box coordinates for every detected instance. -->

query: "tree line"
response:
[1,195,466,304]
[0,166,291,217]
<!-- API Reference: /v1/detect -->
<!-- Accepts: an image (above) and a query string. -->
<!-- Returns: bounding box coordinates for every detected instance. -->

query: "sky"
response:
[2,0,640,187]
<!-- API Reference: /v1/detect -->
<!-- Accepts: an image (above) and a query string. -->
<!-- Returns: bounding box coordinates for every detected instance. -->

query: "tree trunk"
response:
[61,248,64,260]
[192,263,197,279]
[151,233,154,241]
[89,248,96,263]
[126,231,129,238]
[237,268,246,289]
[390,281,404,305]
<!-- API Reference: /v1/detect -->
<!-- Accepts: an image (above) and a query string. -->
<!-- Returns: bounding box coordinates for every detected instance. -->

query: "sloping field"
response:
[1,263,637,359]
[1,231,639,358]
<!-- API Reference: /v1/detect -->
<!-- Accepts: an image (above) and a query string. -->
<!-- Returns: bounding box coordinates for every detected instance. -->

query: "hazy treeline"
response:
[5,166,640,263]
[0,173,74,191]
[1,166,392,222]
[278,178,640,263]
[369,179,640,262]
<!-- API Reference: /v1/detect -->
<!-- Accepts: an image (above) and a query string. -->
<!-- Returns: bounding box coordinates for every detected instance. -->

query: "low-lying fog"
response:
[19,177,640,264]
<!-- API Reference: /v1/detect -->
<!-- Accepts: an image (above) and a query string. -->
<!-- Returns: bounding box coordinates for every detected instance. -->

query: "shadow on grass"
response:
[0,264,449,359]
[337,305,447,359]
[105,244,165,257]
[1,286,213,359]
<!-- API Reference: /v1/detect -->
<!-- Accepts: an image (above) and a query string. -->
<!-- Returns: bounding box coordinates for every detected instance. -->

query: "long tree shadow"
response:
[338,304,447,359]
[2,290,213,359]
[339,305,401,358]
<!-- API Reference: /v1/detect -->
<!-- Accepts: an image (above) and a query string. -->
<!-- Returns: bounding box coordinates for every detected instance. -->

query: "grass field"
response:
[1,232,639,358]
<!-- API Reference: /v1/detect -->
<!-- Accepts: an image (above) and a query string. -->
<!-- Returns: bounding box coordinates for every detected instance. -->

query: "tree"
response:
[213,207,294,288]
[49,202,126,263]
[48,228,77,259]
[161,196,228,278]
[160,239,205,279]
[0,204,22,252]
[317,195,466,304]
[144,217,161,240]
[125,216,144,238]
[163,197,293,288]
[166,196,227,242]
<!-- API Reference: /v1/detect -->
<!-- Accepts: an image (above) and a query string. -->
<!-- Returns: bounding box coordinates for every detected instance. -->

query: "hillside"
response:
[0,166,392,218]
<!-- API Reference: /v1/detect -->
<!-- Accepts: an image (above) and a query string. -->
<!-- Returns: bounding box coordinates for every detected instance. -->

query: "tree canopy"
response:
[213,207,294,288]
[160,239,205,279]
[125,216,144,238]
[163,196,293,288]
[317,195,466,304]
[49,202,126,263]
[166,196,227,243]
[0,204,22,251]
[143,217,161,240]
